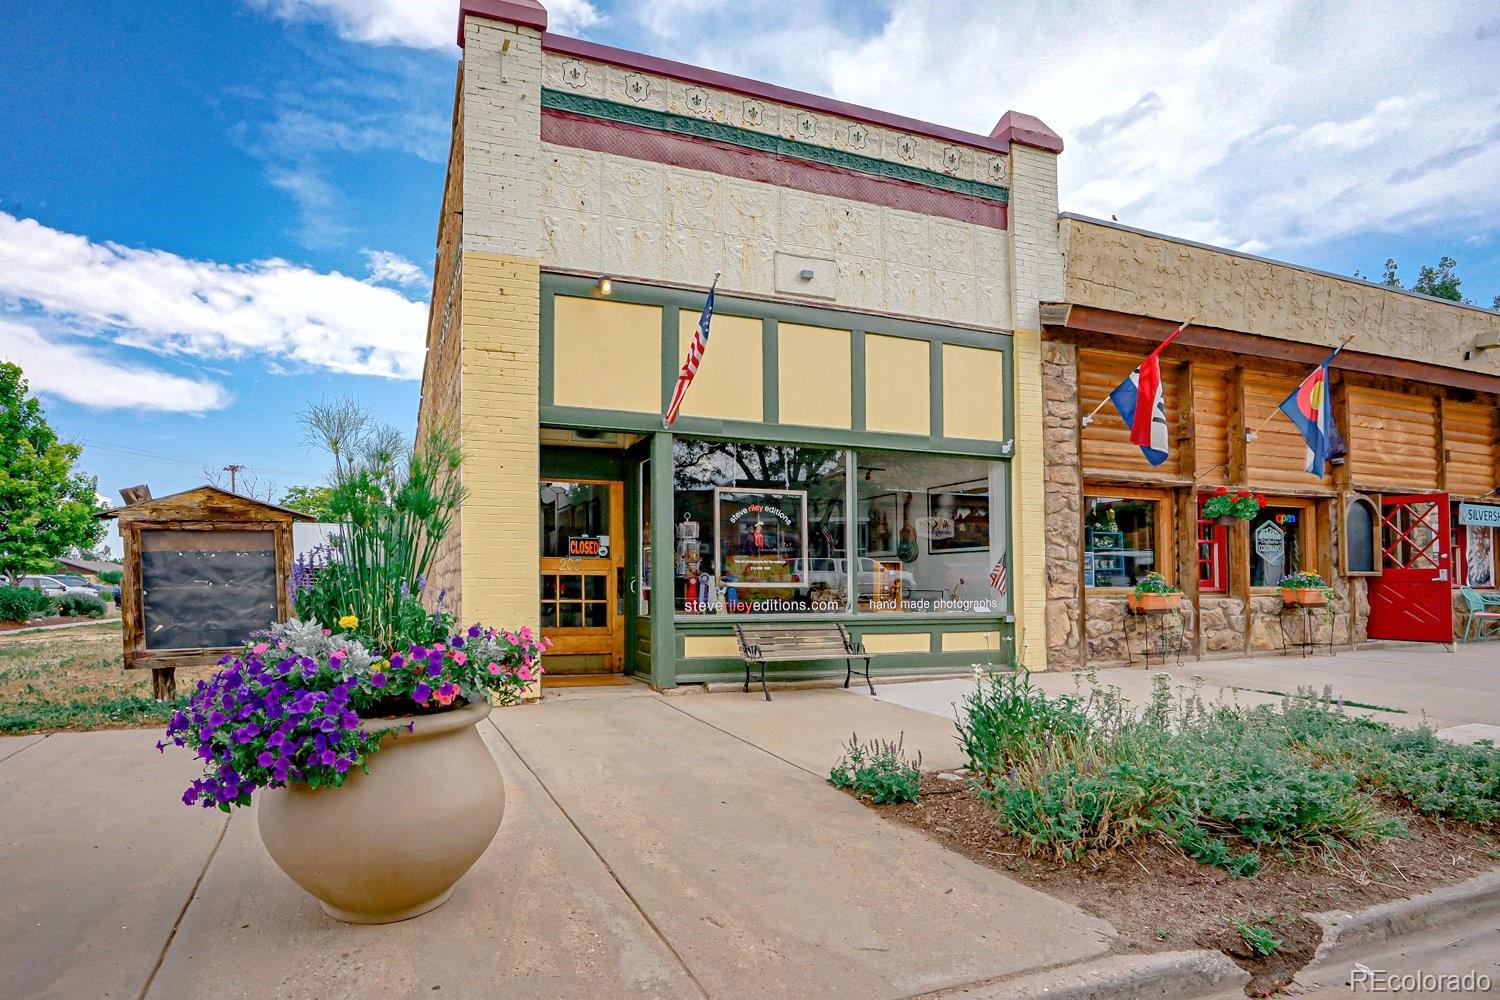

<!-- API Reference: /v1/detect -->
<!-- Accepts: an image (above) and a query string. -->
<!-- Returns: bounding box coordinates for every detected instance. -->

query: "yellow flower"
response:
[338,614,359,629]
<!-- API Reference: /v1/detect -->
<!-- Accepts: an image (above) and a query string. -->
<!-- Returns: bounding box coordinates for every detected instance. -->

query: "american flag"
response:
[663,274,719,428]
[989,557,1007,595]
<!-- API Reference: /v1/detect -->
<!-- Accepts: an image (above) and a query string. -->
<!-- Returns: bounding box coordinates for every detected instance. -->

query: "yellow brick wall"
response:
[1010,327,1047,669]
[458,250,541,630]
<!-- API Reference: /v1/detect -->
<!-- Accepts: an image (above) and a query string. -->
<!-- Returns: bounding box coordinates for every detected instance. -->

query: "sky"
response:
[3,1,1499,557]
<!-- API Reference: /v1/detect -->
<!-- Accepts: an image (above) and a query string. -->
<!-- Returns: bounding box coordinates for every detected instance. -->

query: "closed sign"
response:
[1458,503,1500,528]
[567,535,609,557]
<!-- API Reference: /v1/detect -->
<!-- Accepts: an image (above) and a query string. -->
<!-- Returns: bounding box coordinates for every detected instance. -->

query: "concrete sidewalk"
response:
[873,642,1500,742]
[0,688,1112,1000]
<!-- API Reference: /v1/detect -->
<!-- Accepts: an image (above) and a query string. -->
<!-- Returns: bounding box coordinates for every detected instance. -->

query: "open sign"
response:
[567,535,609,557]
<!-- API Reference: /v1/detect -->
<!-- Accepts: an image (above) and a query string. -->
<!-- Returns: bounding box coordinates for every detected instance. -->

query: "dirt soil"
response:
[0,614,113,632]
[863,774,1499,997]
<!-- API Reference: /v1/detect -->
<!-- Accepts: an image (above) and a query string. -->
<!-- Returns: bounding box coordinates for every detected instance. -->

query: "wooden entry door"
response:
[1368,492,1453,643]
[539,479,626,674]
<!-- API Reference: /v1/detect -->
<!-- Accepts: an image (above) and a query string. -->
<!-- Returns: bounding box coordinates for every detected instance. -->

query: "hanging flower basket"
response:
[1202,487,1266,526]
[1278,571,1332,607]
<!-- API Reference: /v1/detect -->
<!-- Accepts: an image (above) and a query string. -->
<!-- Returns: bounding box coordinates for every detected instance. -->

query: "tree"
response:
[279,484,339,521]
[200,465,279,502]
[1369,256,1476,305]
[0,363,106,584]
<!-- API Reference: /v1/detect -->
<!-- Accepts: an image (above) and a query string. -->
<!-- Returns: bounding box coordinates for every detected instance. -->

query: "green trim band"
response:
[541,89,1010,205]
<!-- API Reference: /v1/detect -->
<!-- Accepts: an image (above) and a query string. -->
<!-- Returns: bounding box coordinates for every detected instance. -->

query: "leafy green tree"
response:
[279,484,339,521]
[0,363,105,584]
[1411,256,1464,302]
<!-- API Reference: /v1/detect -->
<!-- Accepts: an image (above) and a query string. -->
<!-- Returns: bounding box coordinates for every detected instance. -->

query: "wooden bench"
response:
[733,622,872,701]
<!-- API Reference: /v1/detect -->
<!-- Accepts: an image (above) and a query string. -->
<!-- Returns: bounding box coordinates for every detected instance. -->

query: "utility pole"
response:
[222,464,246,493]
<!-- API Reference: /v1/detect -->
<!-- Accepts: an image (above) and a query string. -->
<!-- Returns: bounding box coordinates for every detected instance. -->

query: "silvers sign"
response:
[1458,503,1500,528]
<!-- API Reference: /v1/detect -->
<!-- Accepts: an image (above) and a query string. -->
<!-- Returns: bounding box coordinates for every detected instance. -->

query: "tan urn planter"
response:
[1280,587,1328,607]
[1127,592,1182,613]
[257,699,503,924]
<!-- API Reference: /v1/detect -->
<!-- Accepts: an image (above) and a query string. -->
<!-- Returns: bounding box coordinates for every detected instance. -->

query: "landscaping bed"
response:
[0,612,116,633]
[0,623,207,734]
[831,674,1500,996]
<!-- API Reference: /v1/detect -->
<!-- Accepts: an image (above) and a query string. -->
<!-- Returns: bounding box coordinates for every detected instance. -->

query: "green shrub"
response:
[54,592,107,619]
[0,586,53,623]
[1235,919,1282,956]
[829,733,922,804]
[95,570,123,586]
[956,673,1476,877]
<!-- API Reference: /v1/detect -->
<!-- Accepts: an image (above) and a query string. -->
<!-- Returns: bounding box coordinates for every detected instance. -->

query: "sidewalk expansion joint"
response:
[655,696,824,780]
[487,718,712,1000]
[138,812,230,1000]
[0,733,50,768]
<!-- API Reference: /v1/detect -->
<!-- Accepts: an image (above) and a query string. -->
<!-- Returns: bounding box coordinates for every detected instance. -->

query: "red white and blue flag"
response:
[663,274,719,429]
[1278,344,1348,476]
[989,557,1008,596]
[1108,325,1186,467]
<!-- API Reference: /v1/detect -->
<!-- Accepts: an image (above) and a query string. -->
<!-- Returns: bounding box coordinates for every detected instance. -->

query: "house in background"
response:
[54,557,123,582]
[416,0,1066,687]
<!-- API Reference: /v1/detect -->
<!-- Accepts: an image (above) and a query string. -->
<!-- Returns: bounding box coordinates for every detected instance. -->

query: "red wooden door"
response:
[1367,493,1453,643]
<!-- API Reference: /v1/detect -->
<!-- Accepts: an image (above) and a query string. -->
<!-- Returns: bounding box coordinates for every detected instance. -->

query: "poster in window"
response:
[714,487,808,588]
[864,493,899,558]
[926,482,989,552]
[1466,527,1495,588]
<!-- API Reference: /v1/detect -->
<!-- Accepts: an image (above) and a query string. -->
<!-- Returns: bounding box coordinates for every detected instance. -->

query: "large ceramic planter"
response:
[1280,587,1328,607]
[1128,592,1182,613]
[258,699,503,924]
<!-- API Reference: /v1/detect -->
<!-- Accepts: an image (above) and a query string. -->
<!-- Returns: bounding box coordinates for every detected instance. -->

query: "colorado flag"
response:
[1278,345,1348,476]
[1109,348,1171,467]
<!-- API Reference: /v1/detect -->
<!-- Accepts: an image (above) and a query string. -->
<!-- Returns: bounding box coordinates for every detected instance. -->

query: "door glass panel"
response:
[539,601,558,627]
[559,604,583,628]
[542,576,558,600]
[559,575,583,600]
[585,575,606,600]
[540,481,612,558]
[585,602,608,627]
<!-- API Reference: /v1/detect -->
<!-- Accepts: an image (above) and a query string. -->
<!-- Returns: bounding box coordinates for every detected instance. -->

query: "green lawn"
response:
[0,623,214,734]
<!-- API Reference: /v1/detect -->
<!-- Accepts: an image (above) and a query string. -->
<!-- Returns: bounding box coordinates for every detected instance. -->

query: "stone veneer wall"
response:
[1041,340,1082,668]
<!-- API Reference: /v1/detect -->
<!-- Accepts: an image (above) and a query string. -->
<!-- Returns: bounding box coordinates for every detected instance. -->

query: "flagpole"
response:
[662,271,722,429]
[1244,333,1357,441]
[1081,315,1194,427]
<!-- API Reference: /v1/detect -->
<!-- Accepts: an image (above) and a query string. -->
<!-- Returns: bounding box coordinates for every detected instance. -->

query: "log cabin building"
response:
[1041,215,1500,668]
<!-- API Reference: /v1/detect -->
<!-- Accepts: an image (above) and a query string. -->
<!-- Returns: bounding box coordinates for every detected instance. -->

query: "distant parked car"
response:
[19,575,96,598]
[56,574,109,597]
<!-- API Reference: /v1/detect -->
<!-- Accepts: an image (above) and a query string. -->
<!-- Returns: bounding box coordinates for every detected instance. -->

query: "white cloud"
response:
[626,0,1500,255]
[249,0,603,50]
[0,211,428,381]
[363,249,429,288]
[0,319,230,414]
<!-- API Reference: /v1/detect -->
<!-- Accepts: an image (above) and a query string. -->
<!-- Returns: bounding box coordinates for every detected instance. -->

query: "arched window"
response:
[1342,494,1380,577]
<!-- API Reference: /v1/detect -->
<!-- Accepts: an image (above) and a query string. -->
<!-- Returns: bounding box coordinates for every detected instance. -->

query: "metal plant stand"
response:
[1278,603,1336,658]
[1124,606,1186,668]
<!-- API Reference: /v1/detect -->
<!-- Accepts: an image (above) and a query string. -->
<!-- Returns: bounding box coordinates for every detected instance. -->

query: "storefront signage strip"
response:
[1459,502,1500,527]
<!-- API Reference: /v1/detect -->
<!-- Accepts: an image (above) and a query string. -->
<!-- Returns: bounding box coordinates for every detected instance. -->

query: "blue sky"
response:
[3,1,1498,556]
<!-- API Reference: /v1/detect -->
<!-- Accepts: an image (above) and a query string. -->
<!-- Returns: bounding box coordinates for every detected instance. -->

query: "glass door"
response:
[538,479,625,673]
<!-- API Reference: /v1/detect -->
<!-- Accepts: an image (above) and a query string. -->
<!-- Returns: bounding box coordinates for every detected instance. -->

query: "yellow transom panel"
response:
[864,334,930,435]
[942,343,1005,442]
[552,296,662,413]
[677,312,763,422]
[778,322,852,429]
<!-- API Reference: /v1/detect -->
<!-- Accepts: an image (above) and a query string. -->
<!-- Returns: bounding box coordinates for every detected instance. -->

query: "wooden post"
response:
[1227,366,1252,653]
[1175,361,1201,657]
[152,667,177,701]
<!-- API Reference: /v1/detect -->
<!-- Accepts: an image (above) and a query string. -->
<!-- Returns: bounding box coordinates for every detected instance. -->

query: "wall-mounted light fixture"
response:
[595,275,613,296]
[1000,439,1015,456]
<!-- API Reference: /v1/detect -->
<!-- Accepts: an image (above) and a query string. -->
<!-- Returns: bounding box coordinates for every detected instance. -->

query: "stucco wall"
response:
[1060,216,1500,377]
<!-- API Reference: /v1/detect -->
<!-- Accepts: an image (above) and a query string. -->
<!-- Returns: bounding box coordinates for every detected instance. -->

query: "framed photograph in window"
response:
[864,492,900,558]
[926,481,989,553]
[1466,526,1495,588]
[713,487,809,589]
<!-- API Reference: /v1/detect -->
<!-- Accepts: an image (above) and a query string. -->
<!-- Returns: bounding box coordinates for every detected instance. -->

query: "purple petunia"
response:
[370,672,387,689]
[413,682,432,702]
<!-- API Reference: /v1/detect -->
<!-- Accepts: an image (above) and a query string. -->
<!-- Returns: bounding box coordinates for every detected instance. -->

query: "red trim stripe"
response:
[542,110,1007,231]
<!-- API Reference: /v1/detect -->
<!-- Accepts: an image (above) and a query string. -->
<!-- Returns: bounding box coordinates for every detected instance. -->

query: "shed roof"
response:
[98,485,315,523]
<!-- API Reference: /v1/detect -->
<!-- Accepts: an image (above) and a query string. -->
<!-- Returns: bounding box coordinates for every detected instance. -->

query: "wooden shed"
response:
[100,486,313,698]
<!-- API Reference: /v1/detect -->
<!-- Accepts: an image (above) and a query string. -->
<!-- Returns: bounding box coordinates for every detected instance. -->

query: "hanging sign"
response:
[1458,503,1500,528]
[567,535,610,558]
[1254,521,1285,567]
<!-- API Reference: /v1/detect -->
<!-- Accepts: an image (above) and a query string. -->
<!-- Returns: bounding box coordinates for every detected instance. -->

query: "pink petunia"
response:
[487,662,501,675]
[452,651,466,665]
[252,642,268,655]
[517,665,533,682]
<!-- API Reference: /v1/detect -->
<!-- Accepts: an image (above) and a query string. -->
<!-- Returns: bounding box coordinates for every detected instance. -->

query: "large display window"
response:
[672,438,1007,616]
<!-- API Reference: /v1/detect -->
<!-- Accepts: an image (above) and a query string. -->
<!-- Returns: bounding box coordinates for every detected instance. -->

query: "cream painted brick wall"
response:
[539,143,1013,328]
[463,21,543,259]
[1005,145,1063,670]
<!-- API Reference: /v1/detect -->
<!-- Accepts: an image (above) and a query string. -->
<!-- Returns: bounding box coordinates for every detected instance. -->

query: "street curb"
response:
[1309,868,1500,963]
[919,949,1249,999]
[697,671,980,695]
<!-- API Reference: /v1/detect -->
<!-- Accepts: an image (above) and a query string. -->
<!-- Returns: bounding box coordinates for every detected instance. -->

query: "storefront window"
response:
[672,439,845,614]
[540,481,610,558]
[1197,513,1227,593]
[1084,496,1159,587]
[1457,524,1496,588]
[639,460,651,615]
[1250,505,1307,587]
[854,451,1005,613]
